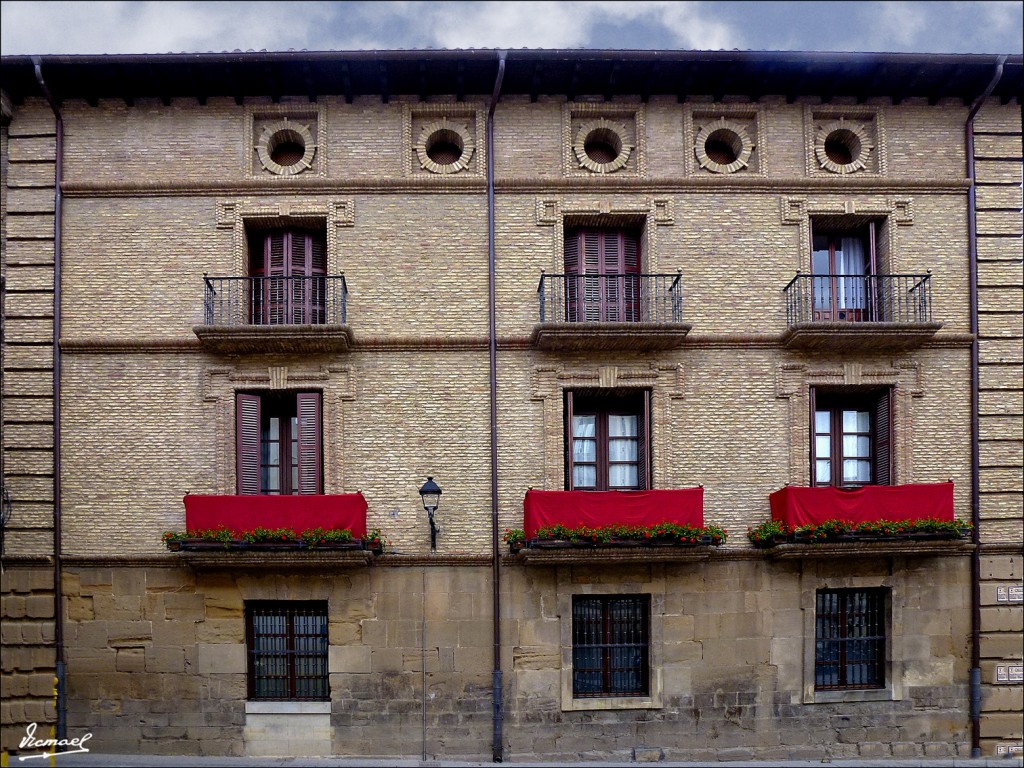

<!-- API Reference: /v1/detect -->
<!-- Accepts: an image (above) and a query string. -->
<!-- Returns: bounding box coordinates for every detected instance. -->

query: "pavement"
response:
[4,753,1018,768]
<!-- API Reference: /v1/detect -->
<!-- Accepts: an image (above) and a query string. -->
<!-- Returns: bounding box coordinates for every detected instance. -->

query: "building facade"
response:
[1,49,1021,761]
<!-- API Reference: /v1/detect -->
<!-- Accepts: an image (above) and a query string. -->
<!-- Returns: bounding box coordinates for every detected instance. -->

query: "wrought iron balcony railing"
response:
[202,274,348,326]
[537,273,684,324]
[784,273,933,326]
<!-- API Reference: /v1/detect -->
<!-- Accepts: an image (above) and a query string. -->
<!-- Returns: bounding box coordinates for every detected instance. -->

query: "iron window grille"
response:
[246,601,329,701]
[572,594,650,698]
[815,588,887,691]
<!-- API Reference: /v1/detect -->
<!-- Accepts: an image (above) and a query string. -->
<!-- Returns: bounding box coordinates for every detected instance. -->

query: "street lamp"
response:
[419,476,442,551]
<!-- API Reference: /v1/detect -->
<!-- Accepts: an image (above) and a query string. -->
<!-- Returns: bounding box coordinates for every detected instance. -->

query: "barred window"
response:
[246,601,329,701]
[572,594,650,698]
[815,589,887,690]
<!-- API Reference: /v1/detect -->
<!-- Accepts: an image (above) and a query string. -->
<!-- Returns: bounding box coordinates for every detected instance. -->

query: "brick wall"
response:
[2,84,1020,758]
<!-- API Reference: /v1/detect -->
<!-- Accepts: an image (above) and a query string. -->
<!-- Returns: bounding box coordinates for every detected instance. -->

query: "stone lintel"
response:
[769,540,975,560]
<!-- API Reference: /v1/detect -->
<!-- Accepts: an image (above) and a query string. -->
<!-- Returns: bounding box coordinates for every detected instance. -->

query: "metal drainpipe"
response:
[964,54,1007,759]
[487,49,507,764]
[31,55,66,742]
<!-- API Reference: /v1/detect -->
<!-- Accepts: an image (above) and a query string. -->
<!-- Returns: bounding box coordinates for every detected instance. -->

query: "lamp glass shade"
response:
[419,476,442,512]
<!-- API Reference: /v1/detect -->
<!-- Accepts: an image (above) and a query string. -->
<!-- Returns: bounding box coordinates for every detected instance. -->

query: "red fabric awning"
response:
[523,488,704,539]
[769,483,954,528]
[183,494,368,538]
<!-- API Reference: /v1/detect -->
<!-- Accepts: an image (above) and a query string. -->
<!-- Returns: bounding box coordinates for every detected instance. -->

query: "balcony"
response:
[761,482,972,559]
[513,488,715,564]
[192,275,353,354]
[531,273,692,351]
[782,273,942,352]
[172,493,373,568]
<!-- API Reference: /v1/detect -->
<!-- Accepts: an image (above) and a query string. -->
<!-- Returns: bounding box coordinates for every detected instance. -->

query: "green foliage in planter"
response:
[302,527,355,547]
[241,527,298,543]
[746,520,791,546]
[363,528,388,553]
[503,528,526,547]
[163,526,234,545]
[532,521,727,546]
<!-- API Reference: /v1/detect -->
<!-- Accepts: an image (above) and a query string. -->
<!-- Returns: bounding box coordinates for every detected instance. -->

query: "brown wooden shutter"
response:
[623,232,641,321]
[637,390,651,490]
[582,232,601,320]
[264,233,288,325]
[236,393,262,495]
[295,392,322,495]
[564,232,581,322]
[565,390,575,491]
[808,386,818,486]
[873,388,893,486]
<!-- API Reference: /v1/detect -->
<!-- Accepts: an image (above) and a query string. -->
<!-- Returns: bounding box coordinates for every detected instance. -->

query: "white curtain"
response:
[836,237,866,309]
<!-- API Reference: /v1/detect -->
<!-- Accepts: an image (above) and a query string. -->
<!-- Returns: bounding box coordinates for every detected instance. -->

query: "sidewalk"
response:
[19,752,1023,768]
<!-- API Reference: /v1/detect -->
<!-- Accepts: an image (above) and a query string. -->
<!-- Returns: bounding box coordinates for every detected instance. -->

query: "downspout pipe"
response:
[31,55,66,743]
[487,49,507,764]
[964,53,1006,759]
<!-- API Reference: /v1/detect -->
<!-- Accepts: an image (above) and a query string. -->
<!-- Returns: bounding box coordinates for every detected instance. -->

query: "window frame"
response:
[814,588,887,692]
[247,227,328,325]
[810,387,893,488]
[245,600,329,702]
[559,587,664,712]
[236,391,323,496]
[563,227,642,322]
[809,220,877,322]
[565,389,651,491]
[571,594,651,699]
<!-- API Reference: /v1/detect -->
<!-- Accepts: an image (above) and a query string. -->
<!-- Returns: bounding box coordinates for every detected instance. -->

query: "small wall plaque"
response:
[996,744,1023,756]
[995,664,1024,683]
[996,585,1023,603]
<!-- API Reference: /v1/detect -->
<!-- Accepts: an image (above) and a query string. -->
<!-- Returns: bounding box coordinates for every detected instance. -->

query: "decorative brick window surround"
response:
[572,118,633,174]
[255,118,317,176]
[693,117,754,174]
[563,104,645,177]
[814,118,873,175]
[405,104,484,177]
[805,107,886,176]
[414,117,476,174]
[684,105,765,176]
[247,105,326,178]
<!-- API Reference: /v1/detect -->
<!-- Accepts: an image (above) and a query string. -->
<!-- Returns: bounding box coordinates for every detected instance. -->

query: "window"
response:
[566,390,650,491]
[572,595,650,699]
[811,388,892,488]
[815,589,887,691]
[246,601,329,701]
[810,221,876,321]
[248,228,327,325]
[564,228,641,322]
[236,392,322,495]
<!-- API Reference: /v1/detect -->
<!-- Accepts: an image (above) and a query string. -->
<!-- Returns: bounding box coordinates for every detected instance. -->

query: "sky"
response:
[0,1,1021,57]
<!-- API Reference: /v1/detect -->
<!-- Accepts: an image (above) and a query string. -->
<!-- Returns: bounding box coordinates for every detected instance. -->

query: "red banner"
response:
[183,493,368,538]
[769,483,954,528]
[523,488,704,539]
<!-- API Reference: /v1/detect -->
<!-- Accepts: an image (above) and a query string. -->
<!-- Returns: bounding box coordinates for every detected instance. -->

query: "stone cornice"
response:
[59,176,973,198]
[59,331,974,354]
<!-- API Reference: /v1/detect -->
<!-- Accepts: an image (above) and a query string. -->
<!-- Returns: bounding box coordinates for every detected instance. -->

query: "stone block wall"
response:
[1,100,58,755]
[973,100,1023,757]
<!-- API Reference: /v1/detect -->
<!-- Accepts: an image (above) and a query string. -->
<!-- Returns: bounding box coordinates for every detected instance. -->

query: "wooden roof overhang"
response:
[2,49,1021,107]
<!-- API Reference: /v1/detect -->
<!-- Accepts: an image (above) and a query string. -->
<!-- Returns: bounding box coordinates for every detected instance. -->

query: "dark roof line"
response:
[2,49,1020,105]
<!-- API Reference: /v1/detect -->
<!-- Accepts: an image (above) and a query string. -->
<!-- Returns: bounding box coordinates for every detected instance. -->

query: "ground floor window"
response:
[572,594,650,698]
[246,601,329,701]
[815,588,886,690]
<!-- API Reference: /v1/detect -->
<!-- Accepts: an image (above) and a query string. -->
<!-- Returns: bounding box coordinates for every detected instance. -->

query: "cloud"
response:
[0,1,337,55]
[417,2,741,50]
[872,1,930,49]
